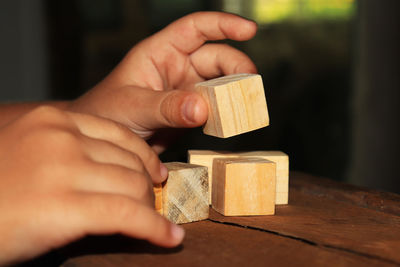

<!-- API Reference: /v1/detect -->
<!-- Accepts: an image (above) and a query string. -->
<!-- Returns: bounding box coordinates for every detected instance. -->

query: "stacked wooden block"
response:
[188,150,289,206]
[211,157,276,216]
[154,74,289,224]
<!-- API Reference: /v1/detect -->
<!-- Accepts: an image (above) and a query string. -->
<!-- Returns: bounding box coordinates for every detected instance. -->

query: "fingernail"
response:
[171,224,185,242]
[160,163,168,180]
[183,97,199,123]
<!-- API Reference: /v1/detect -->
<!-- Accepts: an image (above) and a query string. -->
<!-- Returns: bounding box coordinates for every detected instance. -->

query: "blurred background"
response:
[0,0,398,193]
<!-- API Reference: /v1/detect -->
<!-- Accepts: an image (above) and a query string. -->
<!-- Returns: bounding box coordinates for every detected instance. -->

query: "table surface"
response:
[25,172,400,267]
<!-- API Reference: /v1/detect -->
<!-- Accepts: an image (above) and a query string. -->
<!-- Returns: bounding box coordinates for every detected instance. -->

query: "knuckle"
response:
[160,90,190,126]
[25,105,67,125]
[18,106,74,139]
[106,119,133,143]
[112,121,131,139]
[118,125,134,141]
[160,96,176,126]
[30,105,59,116]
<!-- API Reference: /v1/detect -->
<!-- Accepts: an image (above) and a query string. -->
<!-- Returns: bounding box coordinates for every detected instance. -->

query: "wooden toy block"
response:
[212,157,276,216]
[155,162,209,224]
[188,150,289,205]
[195,73,269,138]
[239,151,289,205]
[153,184,163,215]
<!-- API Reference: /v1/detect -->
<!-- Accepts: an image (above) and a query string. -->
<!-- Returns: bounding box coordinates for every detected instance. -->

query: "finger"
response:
[71,193,185,247]
[73,161,154,206]
[67,111,168,184]
[81,135,146,171]
[190,43,258,79]
[107,87,208,130]
[151,11,257,54]
[81,136,151,175]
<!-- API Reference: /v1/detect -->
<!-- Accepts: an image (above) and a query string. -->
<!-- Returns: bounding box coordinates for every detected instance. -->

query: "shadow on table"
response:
[19,235,183,267]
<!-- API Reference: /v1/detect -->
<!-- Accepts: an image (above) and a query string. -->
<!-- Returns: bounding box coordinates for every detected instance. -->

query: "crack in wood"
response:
[207,218,400,266]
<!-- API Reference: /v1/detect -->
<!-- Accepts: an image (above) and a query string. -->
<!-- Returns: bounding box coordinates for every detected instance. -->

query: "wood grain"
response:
[291,172,400,216]
[162,162,209,224]
[195,73,269,138]
[25,172,399,266]
[188,150,289,204]
[62,221,395,267]
[212,157,276,216]
[209,172,400,264]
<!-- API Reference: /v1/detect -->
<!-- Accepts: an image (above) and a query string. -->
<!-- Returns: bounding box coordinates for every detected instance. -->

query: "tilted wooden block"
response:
[153,184,163,215]
[212,157,276,216]
[154,162,209,224]
[188,150,289,205]
[195,73,269,138]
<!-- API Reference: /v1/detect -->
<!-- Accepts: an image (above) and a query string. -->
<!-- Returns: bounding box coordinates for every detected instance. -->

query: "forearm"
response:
[0,101,70,128]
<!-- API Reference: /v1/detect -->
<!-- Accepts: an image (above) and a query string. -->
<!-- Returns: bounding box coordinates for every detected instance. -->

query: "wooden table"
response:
[26,172,400,266]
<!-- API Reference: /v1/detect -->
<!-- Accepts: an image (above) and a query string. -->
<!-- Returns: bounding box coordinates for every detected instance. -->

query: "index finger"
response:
[66,111,168,184]
[152,11,257,54]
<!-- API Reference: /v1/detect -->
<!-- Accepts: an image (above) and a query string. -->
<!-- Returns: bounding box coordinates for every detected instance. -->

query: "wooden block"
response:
[158,162,209,224]
[188,150,289,205]
[195,73,269,138]
[153,184,163,215]
[239,151,289,205]
[212,157,276,216]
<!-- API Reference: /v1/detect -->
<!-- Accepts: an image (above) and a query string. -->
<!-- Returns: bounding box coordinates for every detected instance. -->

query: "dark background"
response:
[0,0,399,193]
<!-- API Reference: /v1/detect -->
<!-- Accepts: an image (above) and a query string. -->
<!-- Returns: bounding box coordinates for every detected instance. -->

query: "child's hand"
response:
[69,12,257,152]
[0,106,184,265]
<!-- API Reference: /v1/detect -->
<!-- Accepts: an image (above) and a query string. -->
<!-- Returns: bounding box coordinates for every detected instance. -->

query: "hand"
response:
[69,12,258,152]
[0,106,184,265]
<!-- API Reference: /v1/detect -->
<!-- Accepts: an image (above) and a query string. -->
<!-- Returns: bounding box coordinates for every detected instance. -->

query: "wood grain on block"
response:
[188,150,289,204]
[195,73,269,138]
[163,162,209,224]
[240,151,289,205]
[212,157,276,216]
[153,184,163,215]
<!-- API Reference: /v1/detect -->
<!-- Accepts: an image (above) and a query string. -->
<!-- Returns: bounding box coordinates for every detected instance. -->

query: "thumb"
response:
[127,87,208,130]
